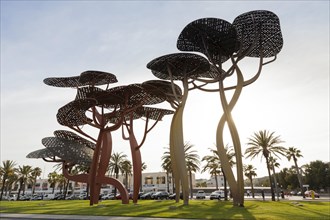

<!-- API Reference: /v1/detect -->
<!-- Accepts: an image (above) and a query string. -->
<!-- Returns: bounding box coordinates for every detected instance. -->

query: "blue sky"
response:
[1,1,329,180]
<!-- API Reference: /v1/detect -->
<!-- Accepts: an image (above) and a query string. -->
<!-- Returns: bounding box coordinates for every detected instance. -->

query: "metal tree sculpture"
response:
[107,85,174,204]
[27,70,175,205]
[147,53,214,205]
[176,10,283,206]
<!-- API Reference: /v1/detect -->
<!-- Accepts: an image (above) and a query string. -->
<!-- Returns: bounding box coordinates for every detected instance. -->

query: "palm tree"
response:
[244,164,257,198]
[286,147,305,198]
[5,172,18,196]
[0,160,17,200]
[48,171,59,194]
[30,167,42,194]
[269,156,281,200]
[75,164,90,197]
[201,149,222,190]
[202,145,235,200]
[161,150,173,193]
[121,160,132,190]
[245,130,286,201]
[16,165,32,200]
[108,152,127,197]
[56,174,67,194]
[141,162,147,192]
[184,142,200,199]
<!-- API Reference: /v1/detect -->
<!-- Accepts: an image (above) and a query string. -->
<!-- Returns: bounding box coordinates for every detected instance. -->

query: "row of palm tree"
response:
[0,161,42,200]
[160,130,305,202]
[1,130,304,202]
[245,130,305,201]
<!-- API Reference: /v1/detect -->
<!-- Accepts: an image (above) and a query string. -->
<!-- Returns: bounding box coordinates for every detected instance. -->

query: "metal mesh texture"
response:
[142,80,182,103]
[42,137,93,166]
[177,18,239,64]
[57,99,96,126]
[26,148,55,159]
[233,10,283,57]
[44,70,117,88]
[135,107,174,121]
[54,130,95,150]
[146,53,210,80]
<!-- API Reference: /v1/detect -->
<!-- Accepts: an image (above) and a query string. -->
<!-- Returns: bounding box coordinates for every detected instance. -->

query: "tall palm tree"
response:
[5,172,18,196]
[202,145,235,200]
[108,152,127,197]
[30,167,42,194]
[16,165,32,200]
[0,160,17,200]
[48,171,59,194]
[201,149,222,190]
[286,147,305,198]
[269,156,281,200]
[57,174,67,194]
[75,164,90,197]
[184,142,200,199]
[121,160,132,190]
[244,164,257,198]
[161,150,173,193]
[141,162,147,192]
[245,130,286,201]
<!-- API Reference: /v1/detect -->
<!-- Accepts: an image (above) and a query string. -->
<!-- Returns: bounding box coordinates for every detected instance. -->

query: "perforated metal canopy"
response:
[42,137,93,166]
[57,99,96,126]
[232,10,283,58]
[177,18,239,64]
[26,148,55,159]
[54,130,95,150]
[44,70,117,88]
[146,53,210,80]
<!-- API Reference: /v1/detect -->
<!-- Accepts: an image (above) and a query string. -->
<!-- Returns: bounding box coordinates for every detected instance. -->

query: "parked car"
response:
[43,194,56,200]
[196,190,206,199]
[305,190,320,198]
[31,194,43,200]
[140,192,155,200]
[66,194,81,200]
[52,194,65,200]
[152,191,169,200]
[169,192,183,200]
[18,195,31,201]
[101,193,114,200]
[209,190,224,200]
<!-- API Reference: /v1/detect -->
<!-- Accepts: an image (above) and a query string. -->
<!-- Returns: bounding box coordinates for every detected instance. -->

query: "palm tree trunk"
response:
[32,177,37,194]
[223,173,228,201]
[0,177,6,200]
[189,171,193,199]
[266,157,275,201]
[249,177,255,198]
[166,172,170,193]
[272,166,279,201]
[294,158,305,198]
[214,173,219,190]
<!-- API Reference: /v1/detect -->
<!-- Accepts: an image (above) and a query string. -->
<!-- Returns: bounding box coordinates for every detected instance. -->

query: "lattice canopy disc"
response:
[44,70,117,88]
[57,99,96,126]
[75,87,124,108]
[26,148,55,159]
[177,18,239,64]
[147,53,210,80]
[135,107,174,121]
[107,84,166,107]
[42,137,93,166]
[54,130,95,150]
[233,10,283,57]
[142,80,182,102]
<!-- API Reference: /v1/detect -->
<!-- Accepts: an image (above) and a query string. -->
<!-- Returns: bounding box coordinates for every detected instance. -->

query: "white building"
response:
[12,171,199,195]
